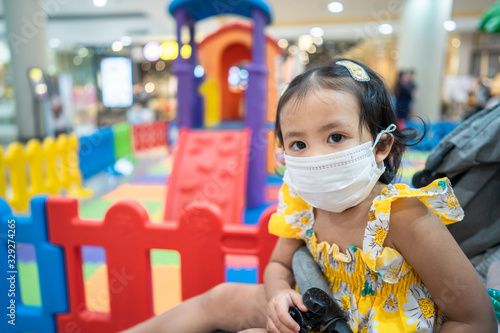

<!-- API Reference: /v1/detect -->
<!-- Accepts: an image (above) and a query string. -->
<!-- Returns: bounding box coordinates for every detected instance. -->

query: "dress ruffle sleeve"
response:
[362,177,464,282]
[268,183,313,239]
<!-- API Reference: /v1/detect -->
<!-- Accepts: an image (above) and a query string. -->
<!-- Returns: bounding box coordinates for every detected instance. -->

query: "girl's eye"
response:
[290,141,306,151]
[328,134,344,143]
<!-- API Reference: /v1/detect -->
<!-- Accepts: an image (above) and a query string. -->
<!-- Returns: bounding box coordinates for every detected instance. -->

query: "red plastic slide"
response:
[164,129,250,224]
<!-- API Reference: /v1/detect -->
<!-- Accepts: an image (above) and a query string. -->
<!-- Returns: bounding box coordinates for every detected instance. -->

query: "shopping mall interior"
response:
[0,0,499,142]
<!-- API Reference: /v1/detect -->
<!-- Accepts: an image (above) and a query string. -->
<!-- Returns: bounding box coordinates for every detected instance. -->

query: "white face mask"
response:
[282,124,396,213]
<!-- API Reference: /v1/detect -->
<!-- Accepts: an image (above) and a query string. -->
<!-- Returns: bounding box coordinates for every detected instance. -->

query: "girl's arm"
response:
[390,198,497,332]
[264,237,308,333]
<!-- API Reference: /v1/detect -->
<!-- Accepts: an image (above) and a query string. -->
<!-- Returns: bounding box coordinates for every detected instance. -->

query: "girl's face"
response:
[280,88,372,158]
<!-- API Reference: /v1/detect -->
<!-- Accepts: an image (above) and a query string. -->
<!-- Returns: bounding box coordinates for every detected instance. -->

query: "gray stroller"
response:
[412,102,500,259]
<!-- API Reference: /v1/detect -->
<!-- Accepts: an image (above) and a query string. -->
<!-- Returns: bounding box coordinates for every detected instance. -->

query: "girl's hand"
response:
[267,289,308,333]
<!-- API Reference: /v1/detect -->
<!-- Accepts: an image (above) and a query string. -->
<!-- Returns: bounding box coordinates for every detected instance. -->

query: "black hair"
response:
[275,58,423,184]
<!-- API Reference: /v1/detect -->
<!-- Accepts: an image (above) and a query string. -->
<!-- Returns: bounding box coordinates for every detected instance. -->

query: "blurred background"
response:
[2,2,500,330]
[0,0,498,144]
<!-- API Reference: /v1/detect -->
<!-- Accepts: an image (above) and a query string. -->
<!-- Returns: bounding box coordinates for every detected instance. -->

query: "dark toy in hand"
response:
[289,288,353,333]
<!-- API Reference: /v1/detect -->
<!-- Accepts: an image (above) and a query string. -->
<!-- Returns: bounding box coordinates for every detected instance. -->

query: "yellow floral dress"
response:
[269,178,464,333]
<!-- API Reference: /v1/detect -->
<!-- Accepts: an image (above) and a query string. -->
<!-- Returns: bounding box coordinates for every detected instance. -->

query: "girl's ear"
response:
[374,133,394,163]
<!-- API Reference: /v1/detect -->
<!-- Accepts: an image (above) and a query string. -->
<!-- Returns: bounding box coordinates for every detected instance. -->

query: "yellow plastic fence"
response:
[0,134,92,212]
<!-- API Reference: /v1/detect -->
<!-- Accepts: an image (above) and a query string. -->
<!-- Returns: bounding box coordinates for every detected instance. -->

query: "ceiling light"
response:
[194,65,205,78]
[29,68,43,81]
[229,66,240,75]
[328,2,344,14]
[298,34,313,51]
[278,39,288,48]
[288,45,299,56]
[378,24,393,35]
[310,27,324,38]
[35,83,48,95]
[143,41,161,61]
[180,44,192,59]
[77,47,89,57]
[239,69,249,79]
[160,41,179,60]
[93,0,107,7]
[144,82,155,94]
[444,20,456,31]
[313,37,324,45]
[111,41,123,52]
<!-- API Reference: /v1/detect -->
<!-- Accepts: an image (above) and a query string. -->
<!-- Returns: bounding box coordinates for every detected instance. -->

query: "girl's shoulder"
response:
[362,178,464,280]
[370,177,464,226]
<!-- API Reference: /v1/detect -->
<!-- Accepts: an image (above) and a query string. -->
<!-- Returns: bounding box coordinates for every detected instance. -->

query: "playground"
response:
[0,0,470,332]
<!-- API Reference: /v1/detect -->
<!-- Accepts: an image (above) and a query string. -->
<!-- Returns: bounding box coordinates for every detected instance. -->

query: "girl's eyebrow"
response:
[284,121,351,141]
[283,130,304,141]
[319,121,350,133]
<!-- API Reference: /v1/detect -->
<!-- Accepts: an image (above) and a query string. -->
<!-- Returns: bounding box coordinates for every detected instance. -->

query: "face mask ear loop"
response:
[371,123,397,152]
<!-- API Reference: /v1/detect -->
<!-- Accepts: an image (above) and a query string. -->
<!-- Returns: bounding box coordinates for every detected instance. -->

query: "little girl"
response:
[124,59,496,333]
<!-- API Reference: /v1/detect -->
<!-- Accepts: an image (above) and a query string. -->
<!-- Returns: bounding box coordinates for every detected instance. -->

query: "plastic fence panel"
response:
[112,123,133,161]
[79,128,116,179]
[0,197,68,332]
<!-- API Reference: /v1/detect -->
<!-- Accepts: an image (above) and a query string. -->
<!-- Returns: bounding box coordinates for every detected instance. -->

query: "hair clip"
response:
[335,60,370,82]
[280,82,290,96]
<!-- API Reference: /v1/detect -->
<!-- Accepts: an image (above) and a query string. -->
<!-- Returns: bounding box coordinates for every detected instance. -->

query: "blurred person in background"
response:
[394,70,416,128]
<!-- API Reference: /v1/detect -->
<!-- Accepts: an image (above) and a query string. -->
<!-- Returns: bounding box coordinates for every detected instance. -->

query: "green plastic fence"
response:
[112,122,134,161]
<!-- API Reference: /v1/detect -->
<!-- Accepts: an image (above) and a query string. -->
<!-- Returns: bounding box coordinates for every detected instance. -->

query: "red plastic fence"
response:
[47,197,277,332]
[132,121,168,152]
